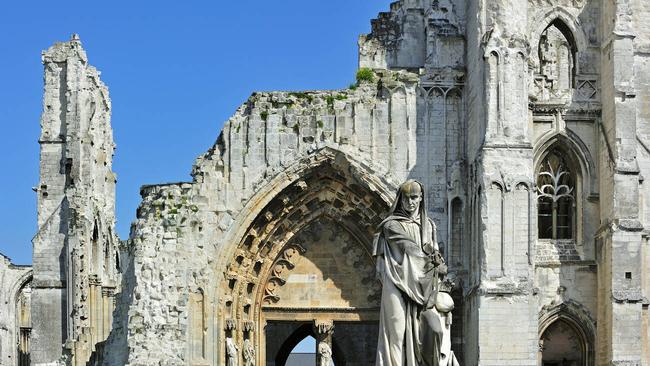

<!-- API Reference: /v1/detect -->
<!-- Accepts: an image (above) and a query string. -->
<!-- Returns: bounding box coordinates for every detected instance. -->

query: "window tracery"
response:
[537,151,574,239]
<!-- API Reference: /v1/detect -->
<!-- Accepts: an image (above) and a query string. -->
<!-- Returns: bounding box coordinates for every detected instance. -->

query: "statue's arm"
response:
[423,218,439,254]
[431,218,439,251]
[427,219,448,274]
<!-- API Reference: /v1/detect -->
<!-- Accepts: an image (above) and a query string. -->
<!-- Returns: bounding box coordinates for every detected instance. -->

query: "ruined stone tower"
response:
[31,35,120,365]
[1,0,649,365]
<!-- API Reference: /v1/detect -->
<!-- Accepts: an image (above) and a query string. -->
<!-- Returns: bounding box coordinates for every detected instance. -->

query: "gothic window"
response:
[449,197,463,266]
[537,21,576,99]
[537,150,575,239]
[91,221,99,272]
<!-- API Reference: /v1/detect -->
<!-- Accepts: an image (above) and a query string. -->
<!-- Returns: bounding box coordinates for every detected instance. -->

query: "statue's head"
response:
[399,180,422,217]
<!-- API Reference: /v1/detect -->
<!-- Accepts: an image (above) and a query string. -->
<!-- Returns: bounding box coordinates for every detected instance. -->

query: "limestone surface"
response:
[1,0,650,365]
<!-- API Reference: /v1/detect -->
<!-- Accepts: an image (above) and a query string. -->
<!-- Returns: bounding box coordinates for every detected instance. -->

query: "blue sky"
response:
[0,1,393,264]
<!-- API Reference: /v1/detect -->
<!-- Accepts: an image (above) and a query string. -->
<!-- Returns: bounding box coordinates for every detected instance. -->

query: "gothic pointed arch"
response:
[11,271,32,366]
[534,132,594,262]
[274,324,314,365]
[213,147,397,275]
[530,8,589,67]
[539,300,595,366]
[215,147,394,365]
[534,132,595,196]
[530,11,588,103]
[271,324,345,366]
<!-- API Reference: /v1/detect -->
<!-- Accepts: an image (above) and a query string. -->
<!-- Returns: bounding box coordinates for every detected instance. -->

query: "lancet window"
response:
[536,20,576,100]
[537,150,575,239]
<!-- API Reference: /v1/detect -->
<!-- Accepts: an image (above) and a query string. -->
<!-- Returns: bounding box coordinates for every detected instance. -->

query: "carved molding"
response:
[527,0,586,7]
[263,244,306,304]
[216,156,392,366]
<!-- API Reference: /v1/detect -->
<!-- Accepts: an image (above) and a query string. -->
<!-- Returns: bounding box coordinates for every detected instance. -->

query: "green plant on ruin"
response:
[271,100,294,109]
[356,67,375,84]
[335,94,347,101]
[317,120,324,128]
[260,111,268,121]
[289,92,314,103]
[326,95,335,109]
[348,83,358,90]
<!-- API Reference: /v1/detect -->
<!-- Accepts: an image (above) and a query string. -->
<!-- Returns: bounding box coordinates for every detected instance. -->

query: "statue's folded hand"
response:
[423,241,435,254]
[431,249,445,266]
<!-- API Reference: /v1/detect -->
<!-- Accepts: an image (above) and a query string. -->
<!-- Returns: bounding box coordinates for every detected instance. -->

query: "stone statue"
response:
[373,180,459,366]
[243,339,255,366]
[226,337,239,366]
[318,342,332,366]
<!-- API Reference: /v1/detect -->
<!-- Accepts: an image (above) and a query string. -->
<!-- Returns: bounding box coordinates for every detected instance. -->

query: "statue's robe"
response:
[373,215,443,366]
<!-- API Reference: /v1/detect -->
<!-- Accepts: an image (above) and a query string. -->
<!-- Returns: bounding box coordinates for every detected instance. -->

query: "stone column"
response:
[88,275,101,346]
[102,287,115,341]
[313,320,334,366]
[468,0,538,364]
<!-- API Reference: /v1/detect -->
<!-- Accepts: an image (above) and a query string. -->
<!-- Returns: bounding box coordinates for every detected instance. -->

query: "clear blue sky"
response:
[0,1,393,265]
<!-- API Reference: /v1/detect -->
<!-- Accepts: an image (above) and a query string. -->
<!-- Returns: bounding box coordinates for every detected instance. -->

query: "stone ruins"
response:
[1,0,650,365]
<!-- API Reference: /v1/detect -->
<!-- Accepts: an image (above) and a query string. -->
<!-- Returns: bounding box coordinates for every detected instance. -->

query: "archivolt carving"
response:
[263,244,306,304]
[528,0,586,7]
[217,155,392,364]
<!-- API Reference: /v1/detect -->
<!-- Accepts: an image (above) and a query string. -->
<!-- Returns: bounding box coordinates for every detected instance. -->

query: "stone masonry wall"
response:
[633,0,650,361]
[102,70,428,365]
[597,0,648,363]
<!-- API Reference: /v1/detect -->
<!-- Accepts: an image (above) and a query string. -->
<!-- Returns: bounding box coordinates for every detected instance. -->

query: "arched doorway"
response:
[261,217,380,365]
[540,320,583,366]
[216,154,393,365]
[538,301,595,366]
[286,334,317,365]
[268,323,344,366]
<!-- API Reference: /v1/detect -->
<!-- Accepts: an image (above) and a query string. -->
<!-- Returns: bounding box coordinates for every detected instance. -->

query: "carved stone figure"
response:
[243,339,255,366]
[536,25,574,100]
[540,35,558,83]
[226,337,238,366]
[373,180,459,366]
[318,342,333,366]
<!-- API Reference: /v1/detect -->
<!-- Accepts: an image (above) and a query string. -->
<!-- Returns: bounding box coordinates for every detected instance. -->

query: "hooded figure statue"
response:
[373,180,456,366]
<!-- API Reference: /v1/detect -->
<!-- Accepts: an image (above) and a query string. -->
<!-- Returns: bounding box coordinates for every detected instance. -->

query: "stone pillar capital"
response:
[313,320,334,336]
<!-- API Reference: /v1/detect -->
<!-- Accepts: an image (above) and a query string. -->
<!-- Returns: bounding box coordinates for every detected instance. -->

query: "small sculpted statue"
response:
[373,180,459,366]
[226,337,239,366]
[243,339,255,366]
[318,342,332,366]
